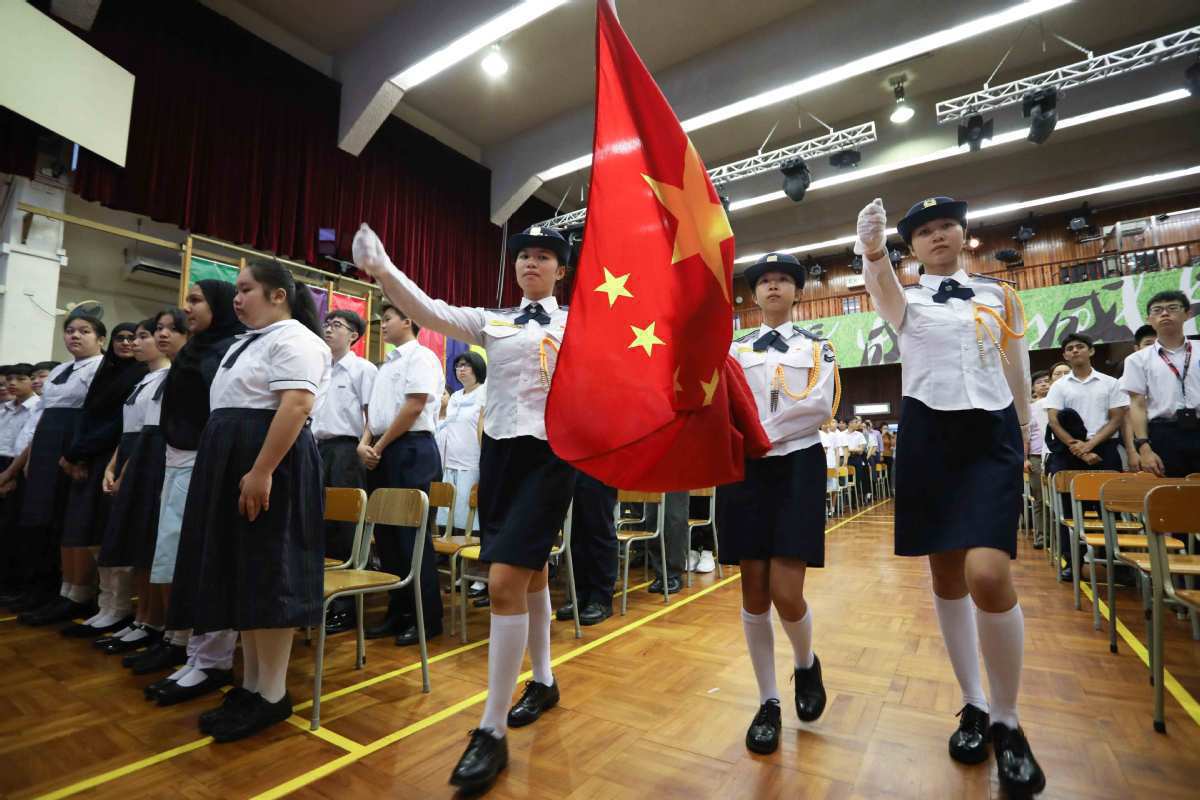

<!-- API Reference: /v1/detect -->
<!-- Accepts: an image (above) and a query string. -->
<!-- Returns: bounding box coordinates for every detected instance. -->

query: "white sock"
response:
[254,628,293,704]
[169,629,191,647]
[168,665,192,681]
[741,608,780,704]
[240,631,259,693]
[526,587,554,686]
[933,593,988,712]
[976,603,1024,729]
[479,613,529,737]
[779,607,815,670]
[111,625,135,639]
[109,567,133,617]
[60,581,69,597]
[89,568,113,625]
[177,667,209,688]
[120,624,150,643]
[67,583,95,605]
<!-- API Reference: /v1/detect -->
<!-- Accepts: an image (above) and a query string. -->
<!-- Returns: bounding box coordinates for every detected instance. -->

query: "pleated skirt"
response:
[19,407,80,531]
[99,427,166,568]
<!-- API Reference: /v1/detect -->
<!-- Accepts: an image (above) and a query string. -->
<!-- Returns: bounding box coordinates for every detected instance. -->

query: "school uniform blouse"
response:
[1120,341,1199,421]
[863,256,1031,430]
[209,319,331,411]
[1043,369,1128,439]
[40,355,103,410]
[13,402,43,456]
[439,386,487,470]
[135,368,169,429]
[122,368,168,434]
[376,267,567,441]
[731,322,837,458]
[367,340,444,437]
[312,350,377,440]
[1029,397,1049,456]
[0,395,41,457]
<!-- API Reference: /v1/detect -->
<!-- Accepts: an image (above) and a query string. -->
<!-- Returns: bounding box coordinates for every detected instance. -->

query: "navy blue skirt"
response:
[99,427,166,568]
[61,449,116,548]
[715,443,826,566]
[167,408,325,633]
[894,397,1022,558]
[19,407,80,531]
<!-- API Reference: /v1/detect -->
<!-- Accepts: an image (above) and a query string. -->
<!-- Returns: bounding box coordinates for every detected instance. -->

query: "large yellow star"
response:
[628,322,665,357]
[642,138,733,302]
[700,369,720,406]
[594,267,633,308]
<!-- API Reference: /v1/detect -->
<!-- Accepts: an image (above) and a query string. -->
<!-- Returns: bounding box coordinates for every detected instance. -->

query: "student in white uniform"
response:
[1027,370,1051,549]
[167,262,330,743]
[1120,325,1158,472]
[354,223,576,792]
[311,309,377,635]
[717,253,839,756]
[30,361,59,397]
[361,304,445,646]
[856,196,1044,797]
[437,351,487,535]
[0,364,41,603]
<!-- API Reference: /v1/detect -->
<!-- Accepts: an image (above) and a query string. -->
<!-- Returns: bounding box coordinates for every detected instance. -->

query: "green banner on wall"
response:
[189,256,239,284]
[736,267,1200,368]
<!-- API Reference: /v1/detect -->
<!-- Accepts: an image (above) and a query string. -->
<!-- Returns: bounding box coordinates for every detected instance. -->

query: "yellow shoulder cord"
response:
[972,285,1027,365]
[539,337,559,391]
[829,342,843,420]
[770,341,826,413]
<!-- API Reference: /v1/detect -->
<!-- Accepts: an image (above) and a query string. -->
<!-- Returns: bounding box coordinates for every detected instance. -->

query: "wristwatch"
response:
[1134,438,1151,451]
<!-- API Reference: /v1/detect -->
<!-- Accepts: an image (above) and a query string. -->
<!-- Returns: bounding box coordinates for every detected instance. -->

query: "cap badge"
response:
[529,226,543,236]
[922,198,938,208]
[766,254,778,262]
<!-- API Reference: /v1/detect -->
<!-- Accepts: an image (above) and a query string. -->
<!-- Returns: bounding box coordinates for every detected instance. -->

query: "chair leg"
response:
[1071,533,1082,610]
[685,526,693,589]
[447,557,457,638]
[1107,554,1118,654]
[1152,574,1165,733]
[461,565,470,644]
[1087,546,1102,630]
[311,599,330,730]
[659,536,670,604]
[621,543,631,616]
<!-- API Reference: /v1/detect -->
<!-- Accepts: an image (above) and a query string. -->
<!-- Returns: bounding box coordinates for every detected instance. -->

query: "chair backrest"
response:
[1070,471,1121,503]
[618,490,665,504]
[1099,474,1164,514]
[325,487,368,524]
[1053,469,1109,493]
[462,484,480,541]
[1143,483,1200,535]
[689,487,715,498]
[1188,473,1200,482]
[427,481,456,537]
[615,490,666,534]
[826,467,837,480]
[361,488,430,572]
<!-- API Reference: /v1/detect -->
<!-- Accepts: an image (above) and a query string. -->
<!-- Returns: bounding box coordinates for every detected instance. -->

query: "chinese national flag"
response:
[546,0,769,491]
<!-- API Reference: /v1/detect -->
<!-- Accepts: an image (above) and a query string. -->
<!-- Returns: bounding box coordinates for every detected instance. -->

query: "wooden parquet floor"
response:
[3,500,1200,799]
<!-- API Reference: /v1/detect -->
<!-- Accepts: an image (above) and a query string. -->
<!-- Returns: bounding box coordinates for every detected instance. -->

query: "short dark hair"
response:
[1133,324,1158,343]
[454,351,487,384]
[6,363,35,377]
[1050,361,1069,375]
[63,312,106,339]
[34,361,60,372]
[1146,290,1189,314]
[1060,332,1094,351]
[380,303,420,336]
[326,309,365,340]
[1031,369,1050,383]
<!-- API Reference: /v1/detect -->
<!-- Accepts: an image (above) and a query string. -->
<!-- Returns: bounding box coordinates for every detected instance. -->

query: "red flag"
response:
[546,0,769,491]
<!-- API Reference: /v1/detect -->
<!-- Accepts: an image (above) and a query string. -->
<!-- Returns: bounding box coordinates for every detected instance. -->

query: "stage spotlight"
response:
[851,254,864,273]
[829,149,861,169]
[958,113,993,151]
[780,159,812,202]
[888,248,904,265]
[996,249,1023,264]
[1015,224,1035,243]
[1068,202,1092,233]
[1023,88,1058,145]
[1187,61,1200,97]
[890,81,915,124]
[968,236,981,249]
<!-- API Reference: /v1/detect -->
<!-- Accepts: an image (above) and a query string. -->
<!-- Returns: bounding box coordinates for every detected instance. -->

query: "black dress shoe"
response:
[61,615,133,639]
[364,617,402,640]
[144,676,176,701]
[473,595,491,608]
[507,680,559,728]
[1058,566,1073,582]
[648,575,682,594]
[394,624,441,646]
[114,630,163,661]
[324,610,356,635]
[949,703,991,765]
[467,583,488,599]
[9,593,49,613]
[793,654,827,722]
[745,699,782,754]
[211,692,293,743]
[449,728,508,791]
[990,722,1045,797]
[95,626,138,650]
[555,602,576,621]
[199,687,257,734]
[19,597,86,626]
[128,641,187,674]
[158,669,234,707]
[579,602,612,626]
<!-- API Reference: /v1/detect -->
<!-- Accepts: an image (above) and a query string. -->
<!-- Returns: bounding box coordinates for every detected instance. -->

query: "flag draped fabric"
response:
[546,0,769,491]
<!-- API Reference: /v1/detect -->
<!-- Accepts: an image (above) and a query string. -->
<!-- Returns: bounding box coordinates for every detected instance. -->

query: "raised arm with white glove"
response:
[854,198,906,330]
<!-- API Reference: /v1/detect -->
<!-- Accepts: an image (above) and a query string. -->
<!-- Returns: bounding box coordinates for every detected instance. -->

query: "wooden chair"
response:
[1021,469,1033,541]
[311,488,431,730]
[424,482,469,633]
[826,467,842,517]
[1040,469,1054,565]
[1143,483,1200,733]
[1050,470,1108,580]
[428,481,456,537]
[616,490,668,614]
[685,488,721,587]
[323,487,368,571]
[1068,472,1151,623]
[547,503,581,639]
[874,462,890,500]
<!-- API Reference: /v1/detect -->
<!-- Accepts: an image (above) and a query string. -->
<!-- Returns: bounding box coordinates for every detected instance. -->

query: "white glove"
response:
[351,223,394,280]
[853,197,887,256]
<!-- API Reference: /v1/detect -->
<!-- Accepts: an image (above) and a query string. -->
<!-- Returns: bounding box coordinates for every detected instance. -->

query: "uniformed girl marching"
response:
[856,197,1044,797]
[168,263,330,742]
[437,351,487,535]
[354,223,576,793]
[717,253,839,755]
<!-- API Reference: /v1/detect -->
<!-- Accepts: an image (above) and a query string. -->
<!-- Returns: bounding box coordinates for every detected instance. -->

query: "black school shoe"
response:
[199,687,257,734]
[157,669,234,706]
[507,680,559,728]
[61,615,134,639]
[449,728,508,792]
[144,676,177,701]
[990,722,1045,798]
[949,704,991,765]
[211,692,293,743]
[127,641,187,674]
[745,699,782,754]
[579,602,613,626]
[793,655,827,722]
[19,597,94,626]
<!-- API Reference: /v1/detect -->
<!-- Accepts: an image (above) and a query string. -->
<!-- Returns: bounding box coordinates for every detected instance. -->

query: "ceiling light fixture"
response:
[734,163,1200,263]
[1023,88,1058,144]
[391,0,568,91]
[958,113,993,151]
[726,89,1189,213]
[781,159,812,202]
[481,45,509,78]
[968,236,981,249]
[536,0,1073,181]
[890,80,915,124]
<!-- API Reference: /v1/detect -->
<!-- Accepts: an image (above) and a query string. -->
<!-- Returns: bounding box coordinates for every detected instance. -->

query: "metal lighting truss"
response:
[536,122,877,229]
[936,25,1200,123]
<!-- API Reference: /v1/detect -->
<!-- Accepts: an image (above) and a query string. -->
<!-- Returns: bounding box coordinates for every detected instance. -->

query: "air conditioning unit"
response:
[124,252,181,288]
[845,274,866,289]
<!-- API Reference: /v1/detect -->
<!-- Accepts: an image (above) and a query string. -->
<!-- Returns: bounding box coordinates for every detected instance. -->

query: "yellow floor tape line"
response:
[36,737,213,800]
[0,615,15,623]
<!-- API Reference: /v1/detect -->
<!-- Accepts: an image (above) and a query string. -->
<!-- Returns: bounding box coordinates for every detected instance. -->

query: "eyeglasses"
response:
[113,334,137,343]
[1147,303,1186,316]
[323,320,352,332]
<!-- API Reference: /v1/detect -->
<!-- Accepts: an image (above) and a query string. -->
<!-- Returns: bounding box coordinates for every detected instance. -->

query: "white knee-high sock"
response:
[478,613,529,737]
[526,587,554,686]
[976,603,1024,729]
[86,569,112,626]
[779,607,815,670]
[254,628,294,704]
[109,567,133,617]
[933,593,988,711]
[240,631,259,693]
[67,582,95,604]
[741,608,780,704]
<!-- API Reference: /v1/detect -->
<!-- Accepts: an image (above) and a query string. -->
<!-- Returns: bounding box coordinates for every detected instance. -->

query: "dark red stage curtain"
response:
[71,0,550,307]
[0,106,41,179]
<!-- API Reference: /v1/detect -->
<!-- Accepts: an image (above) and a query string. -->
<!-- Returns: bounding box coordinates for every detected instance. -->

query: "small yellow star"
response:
[594,267,633,308]
[700,369,720,406]
[628,322,665,357]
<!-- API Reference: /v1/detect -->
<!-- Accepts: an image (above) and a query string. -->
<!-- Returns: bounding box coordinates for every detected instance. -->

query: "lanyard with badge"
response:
[1158,343,1196,429]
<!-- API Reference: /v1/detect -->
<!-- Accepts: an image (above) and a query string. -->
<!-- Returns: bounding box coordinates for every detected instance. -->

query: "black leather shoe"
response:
[793,654,827,722]
[364,616,401,640]
[474,595,492,608]
[648,575,682,594]
[1058,567,1073,582]
[745,699,782,754]
[507,680,559,728]
[467,583,488,599]
[579,602,612,626]
[61,615,133,639]
[128,642,187,674]
[555,603,576,621]
[19,597,87,626]
[95,626,139,650]
[107,629,162,657]
[9,593,49,613]
[144,676,176,701]
[990,722,1045,797]
[158,669,234,706]
[211,692,293,743]
[324,610,356,635]
[199,687,257,734]
[449,728,508,791]
[394,624,441,646]
[949,703,991,765]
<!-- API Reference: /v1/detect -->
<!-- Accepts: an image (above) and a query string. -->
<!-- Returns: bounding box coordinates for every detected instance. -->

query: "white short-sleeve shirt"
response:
[312,350,378,440]
[438,385,487,470]
[41,355,103,410]
[121,368,168,434]
[1119,342,1199,421]
[367,339,445,436]
[1044,368,1128,438]
[209,319,331,411]
[0,395,41,457]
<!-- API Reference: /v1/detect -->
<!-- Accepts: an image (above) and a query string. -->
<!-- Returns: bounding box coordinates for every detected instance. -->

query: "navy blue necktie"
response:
[153,379,167,401]
[124,383,147,405]
[51,363,74,385]
[514,303,551,325]
[753,330,789,353]
[221,333,263,369]
[931,278,975,304]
